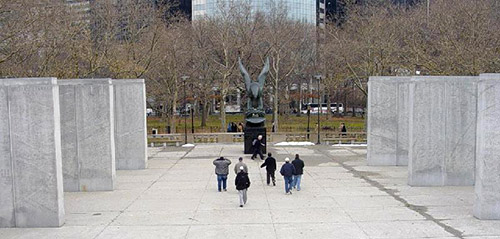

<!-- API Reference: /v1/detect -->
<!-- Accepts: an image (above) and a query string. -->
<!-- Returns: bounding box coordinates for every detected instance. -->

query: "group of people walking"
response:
[212,153,305,207]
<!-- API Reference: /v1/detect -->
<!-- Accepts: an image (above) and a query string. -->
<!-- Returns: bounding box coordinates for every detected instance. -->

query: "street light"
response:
[315,74,322,145]
[181,75,189,144]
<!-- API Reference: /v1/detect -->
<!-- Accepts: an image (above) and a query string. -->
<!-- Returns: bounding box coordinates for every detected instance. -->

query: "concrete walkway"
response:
[1,144,500,238]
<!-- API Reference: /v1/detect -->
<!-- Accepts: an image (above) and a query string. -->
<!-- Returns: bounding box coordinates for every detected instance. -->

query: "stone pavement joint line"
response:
[331,147,464,239]
[92,147,194,239]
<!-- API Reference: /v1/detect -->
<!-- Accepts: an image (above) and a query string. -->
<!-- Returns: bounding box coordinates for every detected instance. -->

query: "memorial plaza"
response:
[2,144,500,239]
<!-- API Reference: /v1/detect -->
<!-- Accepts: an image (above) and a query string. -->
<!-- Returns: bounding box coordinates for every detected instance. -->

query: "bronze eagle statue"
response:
[238,57,269,111]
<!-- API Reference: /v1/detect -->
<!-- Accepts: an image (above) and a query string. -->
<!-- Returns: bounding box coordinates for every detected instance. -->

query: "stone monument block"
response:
[59,79,115,192]
[367,76,411,166]
[474,74,500,219]
[0,78,64,227]
[408,76,477,186]
[112,79,147,170]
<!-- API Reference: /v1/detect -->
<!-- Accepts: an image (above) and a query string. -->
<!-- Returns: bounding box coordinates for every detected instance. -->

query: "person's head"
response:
[341,123,345,126]
[218,156,224,160]
[295,154,300,160]
[239,166,244,172]
[258,135,262,140]
[285,157,290,163]
[268,152,272,157]
[239,157,243,162]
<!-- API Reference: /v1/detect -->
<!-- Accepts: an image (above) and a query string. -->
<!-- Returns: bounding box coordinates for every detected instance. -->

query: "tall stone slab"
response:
[59,79,115,192]
[0,78,64,228]
[408,76,477,186]
[112,79,147,170]
[474,74,500,219]
[367,76,411,166]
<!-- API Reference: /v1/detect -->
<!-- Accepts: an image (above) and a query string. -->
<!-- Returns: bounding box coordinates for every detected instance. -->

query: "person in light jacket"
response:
[213,157,231,192]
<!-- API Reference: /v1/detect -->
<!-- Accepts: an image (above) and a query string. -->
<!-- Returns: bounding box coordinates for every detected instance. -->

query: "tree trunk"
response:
[326,85,331,120]
[201,101,208,127]
[220,86,227,132]
[171,81,178,133]
[273,76,279,133]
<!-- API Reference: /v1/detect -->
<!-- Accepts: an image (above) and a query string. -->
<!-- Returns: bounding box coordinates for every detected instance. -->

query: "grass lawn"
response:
[148,114,366,134]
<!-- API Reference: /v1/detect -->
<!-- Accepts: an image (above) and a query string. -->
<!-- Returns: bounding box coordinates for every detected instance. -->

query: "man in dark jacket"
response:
[261,152,277,186]
[279,157,296,194]
[213,157,232,192]
[291,154,305,191]
[235,166,251,207]
[251,135,265,160]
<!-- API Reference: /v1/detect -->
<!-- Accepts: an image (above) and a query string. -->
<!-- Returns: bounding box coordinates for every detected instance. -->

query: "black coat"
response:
[292,158,305,175]
[261,157,277,172]
[252,139,264,150]
[235,172,251,190]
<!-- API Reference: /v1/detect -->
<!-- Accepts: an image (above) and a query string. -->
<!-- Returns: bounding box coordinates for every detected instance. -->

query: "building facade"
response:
[192,0,316,24]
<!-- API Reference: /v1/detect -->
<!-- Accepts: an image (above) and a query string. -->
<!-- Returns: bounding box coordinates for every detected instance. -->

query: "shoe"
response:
[240,205,243,207]
[218,190,221,192]
[273,182,276,186]
[267,183,270,186]
[223,189,227,192]
[289,191,292,195]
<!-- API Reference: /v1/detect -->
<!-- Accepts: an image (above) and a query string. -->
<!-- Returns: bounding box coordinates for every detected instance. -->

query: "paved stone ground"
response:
[2,144,500,239]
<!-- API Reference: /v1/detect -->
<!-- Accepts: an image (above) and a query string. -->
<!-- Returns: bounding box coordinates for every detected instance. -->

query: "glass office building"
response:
[192,0,316,24]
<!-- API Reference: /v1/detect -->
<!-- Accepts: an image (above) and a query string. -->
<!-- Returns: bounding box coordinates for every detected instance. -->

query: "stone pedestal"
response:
[367,76,411,166]
[112,79,147,170]
[244,127,267,154]
[59,79,115,192]
[474,74,500,219]
[408,76,477,186]
[0,78,64,228]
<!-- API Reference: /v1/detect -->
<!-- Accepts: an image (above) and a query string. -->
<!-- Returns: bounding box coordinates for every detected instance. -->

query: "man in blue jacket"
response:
[279,157,296,194]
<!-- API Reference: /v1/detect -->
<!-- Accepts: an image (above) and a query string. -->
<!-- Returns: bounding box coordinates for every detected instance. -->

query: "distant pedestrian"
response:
[237,122,244,132]
[261,152,277,186]
[291,154,305,191]
[340,123,347,136]
[235,166,251,207]
[280,157,296,194]
[234,157,248,174]
[213,156,232,192]
[231,122,237,132]
[227,123,232,132]
[251,135,265,160]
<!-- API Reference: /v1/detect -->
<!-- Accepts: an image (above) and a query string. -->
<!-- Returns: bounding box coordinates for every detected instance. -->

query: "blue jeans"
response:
[293,175,302,191]
[217,174,228,191]
[284,176,293,193]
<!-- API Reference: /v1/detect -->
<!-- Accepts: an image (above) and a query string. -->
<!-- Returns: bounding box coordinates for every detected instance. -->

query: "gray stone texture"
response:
[112,79,148,170]
[474,74,500,219]
[367,77,411,166]
[408,76,477,186]
[59,79,115,192]
[0,78,64,227]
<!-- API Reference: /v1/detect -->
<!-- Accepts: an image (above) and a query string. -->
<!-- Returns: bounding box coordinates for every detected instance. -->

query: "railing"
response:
[148,131,366,146]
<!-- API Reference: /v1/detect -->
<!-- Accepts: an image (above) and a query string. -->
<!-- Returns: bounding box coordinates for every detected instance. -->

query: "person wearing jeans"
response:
[213,157,232,192]
[292,154,305,191]
[280,157,296,194]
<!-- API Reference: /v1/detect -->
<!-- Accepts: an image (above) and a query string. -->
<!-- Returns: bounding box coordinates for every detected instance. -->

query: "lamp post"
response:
[181,76,189,144]
[191,108,194,134]
[315,74,322,145]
